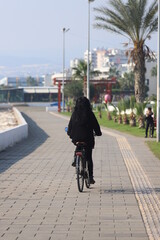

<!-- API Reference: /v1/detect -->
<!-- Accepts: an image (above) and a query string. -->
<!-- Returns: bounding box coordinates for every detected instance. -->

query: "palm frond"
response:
[95,21,129,38]
[94,0,158,44]
[141,0,158,38]
[94,1,137,41]
[143,18,158,40]
[126,0,146,41]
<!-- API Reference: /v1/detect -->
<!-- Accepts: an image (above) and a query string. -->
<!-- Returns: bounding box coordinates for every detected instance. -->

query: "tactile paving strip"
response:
[102,129,160,240]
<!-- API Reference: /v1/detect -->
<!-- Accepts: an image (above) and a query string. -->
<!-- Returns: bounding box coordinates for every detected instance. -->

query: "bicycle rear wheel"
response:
[76,155,84,192]
[85,161,90,188]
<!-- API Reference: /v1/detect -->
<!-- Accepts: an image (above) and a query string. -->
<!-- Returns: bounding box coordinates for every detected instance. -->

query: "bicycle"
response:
[74,142,90,192]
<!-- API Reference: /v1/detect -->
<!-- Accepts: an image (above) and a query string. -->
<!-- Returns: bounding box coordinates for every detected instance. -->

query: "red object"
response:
[53,78,61,112]
[104,94,112,103]
[52,76,116,104]
[53,78,56,85]
[76,152,83,156]
[93,77,116,103]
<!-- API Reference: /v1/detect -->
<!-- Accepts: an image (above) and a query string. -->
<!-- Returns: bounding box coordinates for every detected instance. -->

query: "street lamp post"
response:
[87,0,95,100]
[62,27,70,112]
[157,0,160,142]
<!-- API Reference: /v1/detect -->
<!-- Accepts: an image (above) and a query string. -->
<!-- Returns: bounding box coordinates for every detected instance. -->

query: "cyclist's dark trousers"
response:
[145,122,154,137]
[85,146,93,178]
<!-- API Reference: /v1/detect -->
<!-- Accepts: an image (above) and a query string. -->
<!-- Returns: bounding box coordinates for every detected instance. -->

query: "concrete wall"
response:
[46,106,58,112]
[145,61,157,97]
[0,108,28,152]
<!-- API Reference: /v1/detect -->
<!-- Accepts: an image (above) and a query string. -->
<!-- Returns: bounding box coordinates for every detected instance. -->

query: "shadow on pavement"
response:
[0,112,49,174]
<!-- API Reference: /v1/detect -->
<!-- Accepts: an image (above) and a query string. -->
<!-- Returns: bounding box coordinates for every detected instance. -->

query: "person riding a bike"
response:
[67,97,102,184]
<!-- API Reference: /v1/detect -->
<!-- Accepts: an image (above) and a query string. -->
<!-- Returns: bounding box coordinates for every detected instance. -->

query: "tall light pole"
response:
[62,27,70,112]
[157,0,160,142]
[87,0,95,100]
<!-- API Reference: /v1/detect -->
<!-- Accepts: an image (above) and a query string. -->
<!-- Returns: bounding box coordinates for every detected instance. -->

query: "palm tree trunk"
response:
[134,47,146,103]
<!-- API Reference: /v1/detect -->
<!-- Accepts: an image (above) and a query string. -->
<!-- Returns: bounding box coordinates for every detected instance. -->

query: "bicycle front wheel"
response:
[76,155,84,192]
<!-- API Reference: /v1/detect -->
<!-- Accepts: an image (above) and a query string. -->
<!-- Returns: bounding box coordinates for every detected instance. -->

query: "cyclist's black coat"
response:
[67,111,102,148]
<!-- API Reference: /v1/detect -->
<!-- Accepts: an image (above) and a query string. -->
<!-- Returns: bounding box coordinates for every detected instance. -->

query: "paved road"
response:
[0,107,160,240]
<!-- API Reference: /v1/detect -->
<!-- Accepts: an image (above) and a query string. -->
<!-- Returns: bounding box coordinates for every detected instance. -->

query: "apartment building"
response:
[84,49,97,69]
[69,48,157,97]
[107,48,128,65]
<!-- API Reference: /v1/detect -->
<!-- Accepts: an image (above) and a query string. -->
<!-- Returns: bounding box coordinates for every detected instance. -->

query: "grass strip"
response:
[62,111,159,160]
[94,111,146,138]
[146,141,160,160]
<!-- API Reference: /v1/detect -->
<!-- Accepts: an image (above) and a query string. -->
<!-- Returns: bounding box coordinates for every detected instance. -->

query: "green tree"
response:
[72,59,100,96]
[26,76,38,86]
[118,71,135,91]
[64,80,83,100]
[108,67,120,78]
[151,65,157,77]
[64,80,95,101]
[94,0,158,103]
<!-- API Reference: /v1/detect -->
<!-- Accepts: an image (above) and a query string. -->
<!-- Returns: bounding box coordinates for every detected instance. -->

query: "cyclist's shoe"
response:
[72,160,76,167]
[150,135,153,138]
[90,177,95,184]
[145,135,147,138]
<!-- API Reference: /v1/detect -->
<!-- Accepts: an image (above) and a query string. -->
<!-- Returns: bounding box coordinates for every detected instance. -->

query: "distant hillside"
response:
[0,55,49,67]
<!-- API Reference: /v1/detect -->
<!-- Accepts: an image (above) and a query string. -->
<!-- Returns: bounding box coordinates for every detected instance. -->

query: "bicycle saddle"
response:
[76,142,87,146]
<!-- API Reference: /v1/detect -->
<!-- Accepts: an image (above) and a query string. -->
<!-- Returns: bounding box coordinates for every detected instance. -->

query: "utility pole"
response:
[62,27,70,112]
[87,0,95,100]
[157,0,160,142]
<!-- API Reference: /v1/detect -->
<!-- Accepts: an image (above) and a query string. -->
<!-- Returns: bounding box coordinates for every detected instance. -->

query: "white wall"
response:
[145,61,157,96]
[0,108,28,152]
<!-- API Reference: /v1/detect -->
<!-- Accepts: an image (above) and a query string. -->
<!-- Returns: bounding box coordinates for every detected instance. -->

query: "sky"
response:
[0,0,158,73]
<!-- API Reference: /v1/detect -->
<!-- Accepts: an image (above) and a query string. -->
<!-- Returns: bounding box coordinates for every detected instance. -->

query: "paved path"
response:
[0,107,160,240]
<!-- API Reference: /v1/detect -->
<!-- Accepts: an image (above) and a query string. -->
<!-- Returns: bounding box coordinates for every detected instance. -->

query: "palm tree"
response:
[72,59,100,96]
[130,95,136,126]
[117,101,123,124]
[72,60,87,81]
[121,98,130,124]
[94,0,158,103]
[135,102,147,128]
